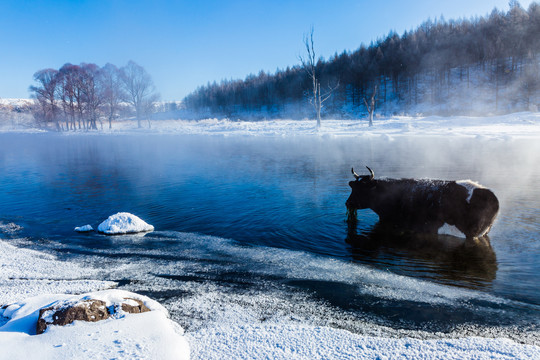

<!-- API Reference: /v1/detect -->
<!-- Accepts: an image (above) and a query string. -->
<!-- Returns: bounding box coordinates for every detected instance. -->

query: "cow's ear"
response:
[349,181,356,188]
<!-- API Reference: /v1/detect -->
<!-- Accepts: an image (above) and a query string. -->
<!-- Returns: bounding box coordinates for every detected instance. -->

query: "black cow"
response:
[346,167,499,239]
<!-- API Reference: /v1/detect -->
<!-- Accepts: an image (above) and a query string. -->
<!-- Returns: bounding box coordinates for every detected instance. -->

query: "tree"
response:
[120,60,159,128]
[79,63,103,130]
[141,93,160,128]
[29,69,60,130]
[58,63,81,130]
[363,84,378,127]
[299,27,339,128]
[101,63,125,129]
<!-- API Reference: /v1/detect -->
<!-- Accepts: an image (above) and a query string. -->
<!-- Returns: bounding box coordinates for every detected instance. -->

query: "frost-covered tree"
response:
[79,63,104,130]
[120,60,159,128]
[29,69,61,130]
[101,63,125,129]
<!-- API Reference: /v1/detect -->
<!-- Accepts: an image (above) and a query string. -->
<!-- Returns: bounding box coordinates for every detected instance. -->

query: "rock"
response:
[74,224,94,232]
[120,298,151,314]
[33,290,161,335]
[37,299,109,334]
[35,294,155,334]
[97,212,154,235]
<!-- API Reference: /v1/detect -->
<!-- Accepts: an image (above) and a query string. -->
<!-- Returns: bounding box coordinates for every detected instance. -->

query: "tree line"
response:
[183,1,540,119]
[29,60,158,130]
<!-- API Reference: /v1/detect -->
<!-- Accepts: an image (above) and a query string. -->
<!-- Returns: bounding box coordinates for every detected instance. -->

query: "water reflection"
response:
[346,221,498,288]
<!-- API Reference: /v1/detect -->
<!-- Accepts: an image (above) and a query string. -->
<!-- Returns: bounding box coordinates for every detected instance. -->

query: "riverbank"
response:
[2,112,540,139]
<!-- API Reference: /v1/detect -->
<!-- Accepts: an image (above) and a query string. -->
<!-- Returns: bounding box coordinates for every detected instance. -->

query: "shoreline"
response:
[1,112,540,140]
[1,230,539,358]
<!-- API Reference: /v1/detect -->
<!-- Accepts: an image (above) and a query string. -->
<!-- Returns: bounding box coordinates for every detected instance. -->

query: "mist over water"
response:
[0,132,539,342]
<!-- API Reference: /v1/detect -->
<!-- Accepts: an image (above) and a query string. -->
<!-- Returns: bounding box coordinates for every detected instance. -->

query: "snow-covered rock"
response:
[36,291,153,334]
[97,213,154,235]
[0,289,190,360]
[74,225,93,232]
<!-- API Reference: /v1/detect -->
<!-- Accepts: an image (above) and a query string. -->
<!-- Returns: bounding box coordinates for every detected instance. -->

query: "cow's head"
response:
[346,166,376,211]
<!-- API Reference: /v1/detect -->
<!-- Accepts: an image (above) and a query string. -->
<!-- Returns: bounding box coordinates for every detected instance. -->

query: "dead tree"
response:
[363,84,378,127]
[299,27,338,128]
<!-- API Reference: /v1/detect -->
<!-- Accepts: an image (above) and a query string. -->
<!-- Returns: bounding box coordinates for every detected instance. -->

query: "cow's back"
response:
[372,179,447,231]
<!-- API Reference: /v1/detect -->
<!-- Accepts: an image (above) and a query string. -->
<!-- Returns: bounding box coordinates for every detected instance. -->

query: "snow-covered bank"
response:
[188,324,540,360]
[0,230,115,305]
[0,236,189,359]
[0,290,189,360]
[3,112,539,139]
[2,226,540,359]
[155,112,540,139]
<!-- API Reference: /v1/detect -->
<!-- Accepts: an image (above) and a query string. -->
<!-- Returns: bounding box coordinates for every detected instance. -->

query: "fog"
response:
[1,131,540,356]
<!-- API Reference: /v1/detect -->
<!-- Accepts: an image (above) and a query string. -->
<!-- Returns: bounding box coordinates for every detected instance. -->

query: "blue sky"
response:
[0,0,534,100]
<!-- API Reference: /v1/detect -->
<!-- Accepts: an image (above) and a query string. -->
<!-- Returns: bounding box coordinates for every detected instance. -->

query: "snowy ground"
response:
[2,113,540,359]
[5,111,538,139]
[2,111,540,139]
[149,112,540,139]
[1,231,539,359]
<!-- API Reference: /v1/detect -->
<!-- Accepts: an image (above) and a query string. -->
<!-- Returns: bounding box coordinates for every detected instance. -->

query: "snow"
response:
[188,324,540,360]
[0,98,34,107]
[2,226,540,359]
[1,109,540,139]
[457,180,485,203]
[0,238,115,305]
[74,225,93,232]
[97,212,154,235]
[0,237,189,359]
[1,111,540,358]
[15,111,535,139]
[0,290,189,360]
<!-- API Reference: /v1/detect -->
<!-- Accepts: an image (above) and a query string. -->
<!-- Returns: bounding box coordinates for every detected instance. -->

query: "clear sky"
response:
[0,0,535,101]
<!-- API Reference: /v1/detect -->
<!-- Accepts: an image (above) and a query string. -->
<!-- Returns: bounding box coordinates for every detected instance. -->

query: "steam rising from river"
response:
[1,132,539,350]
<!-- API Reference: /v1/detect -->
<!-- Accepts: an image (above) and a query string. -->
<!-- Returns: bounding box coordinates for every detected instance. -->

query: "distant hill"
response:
[0,99,35,130]
[0,98,34,111]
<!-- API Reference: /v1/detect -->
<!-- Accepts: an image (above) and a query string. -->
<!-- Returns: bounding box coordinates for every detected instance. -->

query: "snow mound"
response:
[74,225,93,232]
[97,213,154,235]
[0,290,189,360]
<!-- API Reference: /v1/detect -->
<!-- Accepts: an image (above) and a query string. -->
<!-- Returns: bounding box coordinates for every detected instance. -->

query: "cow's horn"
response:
[351,167,360,180]
[366,166,374,180]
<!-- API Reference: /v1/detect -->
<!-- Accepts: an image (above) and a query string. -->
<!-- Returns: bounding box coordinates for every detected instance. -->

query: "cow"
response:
[346,166,499,239]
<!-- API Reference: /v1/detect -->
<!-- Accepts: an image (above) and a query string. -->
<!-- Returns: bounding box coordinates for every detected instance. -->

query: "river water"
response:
[1,133,539,342]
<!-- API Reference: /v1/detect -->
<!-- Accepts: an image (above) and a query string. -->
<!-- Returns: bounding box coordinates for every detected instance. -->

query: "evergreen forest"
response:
[183,2,540,119]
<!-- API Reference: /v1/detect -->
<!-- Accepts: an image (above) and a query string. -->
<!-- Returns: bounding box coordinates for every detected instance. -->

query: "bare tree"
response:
[299,27,338,128]
[101,63,125,129]
[79,63,103,130]
[29,69,61,130]
[58,63,80,130]
[363,84,378,127]
[120,60,159,128]
[141,93,160,128]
